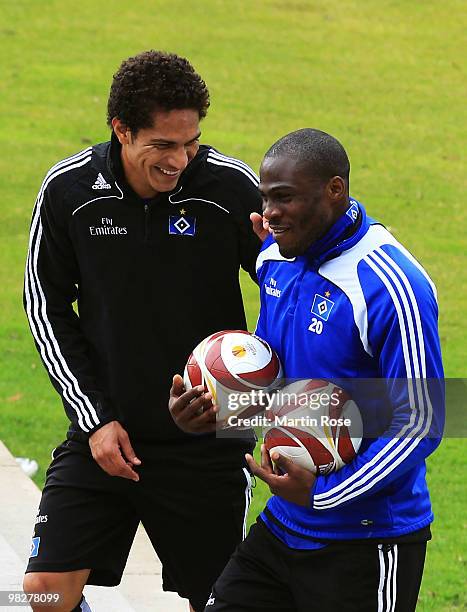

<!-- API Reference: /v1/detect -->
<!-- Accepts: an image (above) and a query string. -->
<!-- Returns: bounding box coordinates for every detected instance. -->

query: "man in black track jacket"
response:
[23,50,262,612]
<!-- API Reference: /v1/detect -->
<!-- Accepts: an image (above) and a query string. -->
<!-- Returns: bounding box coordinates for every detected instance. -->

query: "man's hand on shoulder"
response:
[250,212,270,243]
[246,444,316,507]
[89,421,141,481]
[169,374,219,434]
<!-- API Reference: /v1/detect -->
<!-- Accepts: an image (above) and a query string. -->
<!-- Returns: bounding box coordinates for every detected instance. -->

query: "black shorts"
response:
[26,438,253,612]
[205,520,427,612]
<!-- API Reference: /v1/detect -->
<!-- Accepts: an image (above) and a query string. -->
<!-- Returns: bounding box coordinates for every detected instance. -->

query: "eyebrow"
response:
[148,132,201,145]
[259,183,295,194]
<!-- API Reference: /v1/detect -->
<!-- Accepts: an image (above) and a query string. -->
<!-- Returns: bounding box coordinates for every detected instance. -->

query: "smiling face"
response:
[259,155,347,258]
[112,109,201,198]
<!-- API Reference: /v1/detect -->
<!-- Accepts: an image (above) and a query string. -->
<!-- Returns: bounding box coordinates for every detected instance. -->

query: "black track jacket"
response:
[24,135,262,444]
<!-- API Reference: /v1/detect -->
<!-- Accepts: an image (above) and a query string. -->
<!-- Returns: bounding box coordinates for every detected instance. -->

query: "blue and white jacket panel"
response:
[256,202,444,542]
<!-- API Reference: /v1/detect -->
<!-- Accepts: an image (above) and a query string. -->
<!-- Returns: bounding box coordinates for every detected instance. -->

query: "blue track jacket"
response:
[256,200,444,547]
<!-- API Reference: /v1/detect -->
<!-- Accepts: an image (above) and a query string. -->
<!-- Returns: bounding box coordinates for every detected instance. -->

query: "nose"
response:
[262,198,281,223]
[168,146,189,171]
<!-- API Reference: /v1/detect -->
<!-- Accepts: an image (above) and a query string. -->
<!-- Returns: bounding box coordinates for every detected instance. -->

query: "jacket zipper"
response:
[144,203,150,242]
[287,266,307,317]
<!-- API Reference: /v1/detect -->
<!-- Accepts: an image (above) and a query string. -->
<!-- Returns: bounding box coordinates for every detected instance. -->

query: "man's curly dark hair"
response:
[107,50,210,134]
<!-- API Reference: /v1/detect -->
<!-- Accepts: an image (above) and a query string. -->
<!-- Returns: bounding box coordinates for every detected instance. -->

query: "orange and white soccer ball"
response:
[263,379,362,474]
[184,330,283,422]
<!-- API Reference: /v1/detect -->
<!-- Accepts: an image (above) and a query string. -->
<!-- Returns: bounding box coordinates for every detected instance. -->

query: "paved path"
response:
[0,441,188,611]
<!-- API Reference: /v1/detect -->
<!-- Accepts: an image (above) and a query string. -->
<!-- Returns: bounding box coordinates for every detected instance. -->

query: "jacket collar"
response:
[303,199,369,268]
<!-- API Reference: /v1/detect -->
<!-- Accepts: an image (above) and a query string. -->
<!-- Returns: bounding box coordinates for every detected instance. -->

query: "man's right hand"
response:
[169,374,218,434]
[89,421,141,481]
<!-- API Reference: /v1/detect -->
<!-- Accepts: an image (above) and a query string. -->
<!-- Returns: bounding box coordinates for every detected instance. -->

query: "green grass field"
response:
[1,1,466,609]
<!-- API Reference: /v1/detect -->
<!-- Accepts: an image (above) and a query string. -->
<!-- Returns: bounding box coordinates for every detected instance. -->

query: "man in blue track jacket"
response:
[204,129,444,612]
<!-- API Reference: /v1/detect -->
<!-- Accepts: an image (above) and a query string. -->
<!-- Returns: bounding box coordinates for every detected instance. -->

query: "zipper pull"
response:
[143,203,150,241]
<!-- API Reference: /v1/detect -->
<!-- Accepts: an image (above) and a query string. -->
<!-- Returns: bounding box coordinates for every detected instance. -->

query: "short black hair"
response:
[264,128,350,184]
[107,50,210,133]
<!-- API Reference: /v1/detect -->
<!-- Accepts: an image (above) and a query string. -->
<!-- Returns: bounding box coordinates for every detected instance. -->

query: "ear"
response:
[111,117,131,145]
[327,176,346,201]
